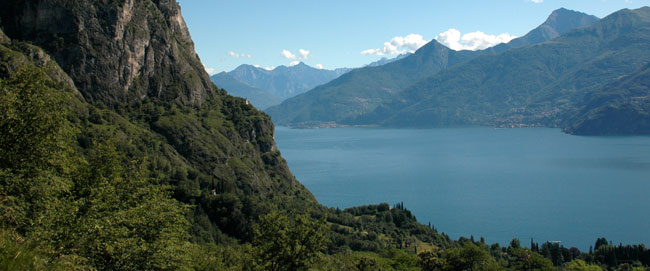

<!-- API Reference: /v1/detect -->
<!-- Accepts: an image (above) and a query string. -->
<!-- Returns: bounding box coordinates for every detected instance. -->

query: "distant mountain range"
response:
[210,72,283,109]
[355,7,650,135]
[266,8,600,127]
[211,54,411,110]
[563,62,650,135]
[211,62,352,109]
[365,53,411,67]
[487,8,599,53]
[228,62,351,99]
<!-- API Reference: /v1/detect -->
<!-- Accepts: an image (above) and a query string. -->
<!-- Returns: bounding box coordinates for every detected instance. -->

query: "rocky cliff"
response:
[0,0,318,242]
[0,0,213,106]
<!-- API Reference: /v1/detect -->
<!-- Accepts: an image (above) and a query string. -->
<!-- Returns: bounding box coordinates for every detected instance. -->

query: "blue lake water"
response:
[274,126,650,250]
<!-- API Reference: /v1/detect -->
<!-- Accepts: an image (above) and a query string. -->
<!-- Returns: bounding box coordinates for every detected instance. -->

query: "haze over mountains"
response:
[210,72,284,109]
[267,8,650,134]
[355,7,650,135]
[210,62,351,109]
[210,53,415,110]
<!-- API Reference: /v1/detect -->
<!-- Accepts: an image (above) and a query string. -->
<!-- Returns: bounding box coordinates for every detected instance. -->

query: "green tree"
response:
[564,259,603,271]
[510,238,522,250]
[0,66,196,270]
[0,67,76,234]
[418,250,446,271]
[444,242,500,271]
[68,141,195,270]
[253,211,328,271]
[508,248,553,271]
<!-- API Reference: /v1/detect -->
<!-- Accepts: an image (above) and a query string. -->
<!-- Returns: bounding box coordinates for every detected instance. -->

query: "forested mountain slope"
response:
[267,8,599,127]
[2,1,649,270]
[359,7,650,136]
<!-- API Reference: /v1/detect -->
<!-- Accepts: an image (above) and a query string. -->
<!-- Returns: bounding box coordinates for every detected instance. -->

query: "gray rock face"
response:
[0,0,213,106]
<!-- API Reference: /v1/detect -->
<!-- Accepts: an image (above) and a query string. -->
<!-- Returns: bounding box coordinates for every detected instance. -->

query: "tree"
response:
[418,250,446,271]
[508,248,553,271]
[594,238,608,251]
[444,241,500,271]
[510,239,522,250]
[253,211,328,271]
[0,67,76,233]
[564,259,603,271]
[0,66,196,270]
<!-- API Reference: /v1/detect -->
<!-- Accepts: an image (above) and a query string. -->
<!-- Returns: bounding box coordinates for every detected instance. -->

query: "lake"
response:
[274,126,650,250]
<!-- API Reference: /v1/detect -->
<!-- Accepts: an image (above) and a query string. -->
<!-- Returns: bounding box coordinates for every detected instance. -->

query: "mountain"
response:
[0,1,455,268]
[0,0,318,245]
[563,63,650,135]
[267,8,599,127]
[0,0,214,106]
[488,8,599,53]
[360,7,650,136]
[228,62,351,99]
[2,1,650,269]
[211,72,283,109]
[365,53,411,67]
[266,41,481,126]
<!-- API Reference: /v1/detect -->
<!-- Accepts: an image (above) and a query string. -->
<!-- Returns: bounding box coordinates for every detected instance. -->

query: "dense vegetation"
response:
[1,1,649,270]
[2,65,650,270]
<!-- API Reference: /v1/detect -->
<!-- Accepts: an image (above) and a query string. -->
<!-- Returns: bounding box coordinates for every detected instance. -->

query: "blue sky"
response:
[176,0,650,74]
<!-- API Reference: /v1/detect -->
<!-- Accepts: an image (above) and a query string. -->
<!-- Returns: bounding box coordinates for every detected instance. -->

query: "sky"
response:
[176,0,650,74]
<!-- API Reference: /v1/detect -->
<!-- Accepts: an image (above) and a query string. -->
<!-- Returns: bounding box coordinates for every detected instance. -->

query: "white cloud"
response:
[203,65,218,75]
[228,50,252,58]
[281,49,310,60]
[281,49,296,59]
[530,0,543,3]
[289,61,300,66]
[361,34,427,56]
[298,49,310,60]
[254,64,276,70]
[314,64,324,69]
[435,28,516,51]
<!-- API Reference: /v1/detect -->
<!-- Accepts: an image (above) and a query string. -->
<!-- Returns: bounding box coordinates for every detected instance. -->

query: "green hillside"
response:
[266,41,479,126]
[564,63,650,135]
[267,8,598,127]
[364,7,650,136]
[2,1,650,270]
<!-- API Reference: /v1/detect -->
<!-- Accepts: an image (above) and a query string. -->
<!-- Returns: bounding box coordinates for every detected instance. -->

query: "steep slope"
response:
[266,41,480,126]
[563,63,650,135]
[229,62,351,98]
[0,0,452,253]
[489,8,599,53]
[211,72,283,109]
[369,7,650,134]
[0,0,318,243]
[267,8,599,127]
[0,4,455,261]
[0,0,213,106]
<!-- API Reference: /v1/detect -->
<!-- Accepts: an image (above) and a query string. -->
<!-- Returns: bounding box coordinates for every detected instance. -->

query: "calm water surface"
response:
[274,126,650,250]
